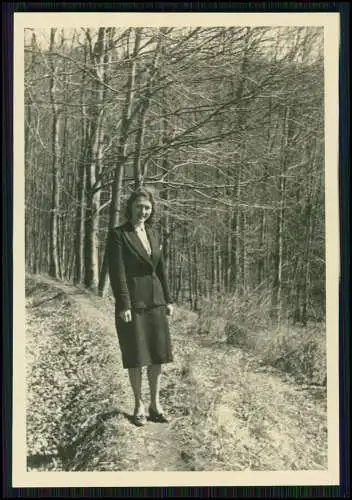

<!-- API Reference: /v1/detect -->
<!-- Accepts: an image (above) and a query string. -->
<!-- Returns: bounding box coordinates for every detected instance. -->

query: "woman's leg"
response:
[128,367,144,415]
[147,364,163,413]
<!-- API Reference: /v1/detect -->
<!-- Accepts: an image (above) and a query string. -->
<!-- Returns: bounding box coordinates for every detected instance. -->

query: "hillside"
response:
[25,273,328,472]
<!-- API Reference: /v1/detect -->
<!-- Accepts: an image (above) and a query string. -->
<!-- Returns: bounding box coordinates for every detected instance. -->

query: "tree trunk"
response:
[48,28,61,279]
[98,28,141,296]
[193,243,199,311]
[240,210,246,292]
[74,157,86,284]
[59,75,69,279]
[187,238,194,309]
[229,28,250,293]
[258,211,266,285]
[74,43,88,285]
[225,225,232,293]
[84,28,108,291]
[272,105,290,324]
[217,247,223,294]
[25,32,37,273]
[132,30,163,188]
[231,161,242,293]
[302,146,317,325]
[258,97,276,286]
[211,232,218,293]
[159,84,171,279]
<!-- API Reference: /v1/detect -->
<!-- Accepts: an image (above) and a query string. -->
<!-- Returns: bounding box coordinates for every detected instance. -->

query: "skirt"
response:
[115,305,173,369]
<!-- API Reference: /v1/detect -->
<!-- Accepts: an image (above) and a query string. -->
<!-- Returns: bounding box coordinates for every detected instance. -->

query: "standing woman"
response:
[107,187,174,427]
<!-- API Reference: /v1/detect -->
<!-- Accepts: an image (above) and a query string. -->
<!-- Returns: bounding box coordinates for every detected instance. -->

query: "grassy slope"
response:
[25,273,328,472]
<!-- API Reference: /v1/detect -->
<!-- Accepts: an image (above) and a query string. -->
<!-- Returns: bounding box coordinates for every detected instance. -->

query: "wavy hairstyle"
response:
[124,187,156,226]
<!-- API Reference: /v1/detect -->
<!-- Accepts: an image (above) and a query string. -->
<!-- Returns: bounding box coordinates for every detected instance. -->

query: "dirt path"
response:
[72,297,186,471]
[184,342,327,470]
[26,275,189,471]
[25,274,328,472]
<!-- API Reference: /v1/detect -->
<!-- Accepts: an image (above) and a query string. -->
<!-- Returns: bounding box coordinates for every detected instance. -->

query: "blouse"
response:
[135,224,152,256]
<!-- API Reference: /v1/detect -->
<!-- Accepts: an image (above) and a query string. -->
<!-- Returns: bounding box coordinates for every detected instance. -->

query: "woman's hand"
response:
[166,304,174,317]
[120,309,132,323]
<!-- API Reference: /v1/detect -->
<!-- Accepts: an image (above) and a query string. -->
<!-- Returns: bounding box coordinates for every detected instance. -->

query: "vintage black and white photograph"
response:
[13,11,340,487]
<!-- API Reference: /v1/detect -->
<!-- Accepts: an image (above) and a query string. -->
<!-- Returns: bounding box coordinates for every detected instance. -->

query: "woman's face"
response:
[131,196,153,225]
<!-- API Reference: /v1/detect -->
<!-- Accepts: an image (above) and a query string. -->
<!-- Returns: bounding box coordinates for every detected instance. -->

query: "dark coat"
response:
[107,221,173,314]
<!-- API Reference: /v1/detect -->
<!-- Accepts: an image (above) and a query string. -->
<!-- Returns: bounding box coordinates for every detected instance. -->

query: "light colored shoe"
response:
[133,413,147,427]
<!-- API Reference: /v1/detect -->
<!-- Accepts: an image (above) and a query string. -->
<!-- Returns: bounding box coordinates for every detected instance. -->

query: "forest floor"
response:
[25,273,328,472]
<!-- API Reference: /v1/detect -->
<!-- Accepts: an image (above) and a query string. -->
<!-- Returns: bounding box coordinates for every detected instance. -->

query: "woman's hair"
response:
[124,187,156,226]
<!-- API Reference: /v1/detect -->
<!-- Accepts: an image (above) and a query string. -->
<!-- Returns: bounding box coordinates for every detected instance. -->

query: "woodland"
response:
[24,26,325,325]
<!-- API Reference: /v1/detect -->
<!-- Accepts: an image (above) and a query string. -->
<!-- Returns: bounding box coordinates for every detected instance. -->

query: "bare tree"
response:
[98,28,142,295]
[83,28,109,290]
[24,26,325,325]
[48,28,62,279]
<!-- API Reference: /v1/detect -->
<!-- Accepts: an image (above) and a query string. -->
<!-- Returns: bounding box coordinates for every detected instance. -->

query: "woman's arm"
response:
[156,245,173,305]
[107,229,132,311]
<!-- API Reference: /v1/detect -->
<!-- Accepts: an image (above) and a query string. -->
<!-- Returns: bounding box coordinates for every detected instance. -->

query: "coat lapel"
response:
[122,222,162,267]
[145,226,160,266]
[123,227,151,265]
[120,221,162,267]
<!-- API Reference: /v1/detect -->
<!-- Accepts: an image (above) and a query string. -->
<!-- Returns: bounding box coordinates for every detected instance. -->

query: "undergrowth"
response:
[26,277,128,471]
[197,291,326,387]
